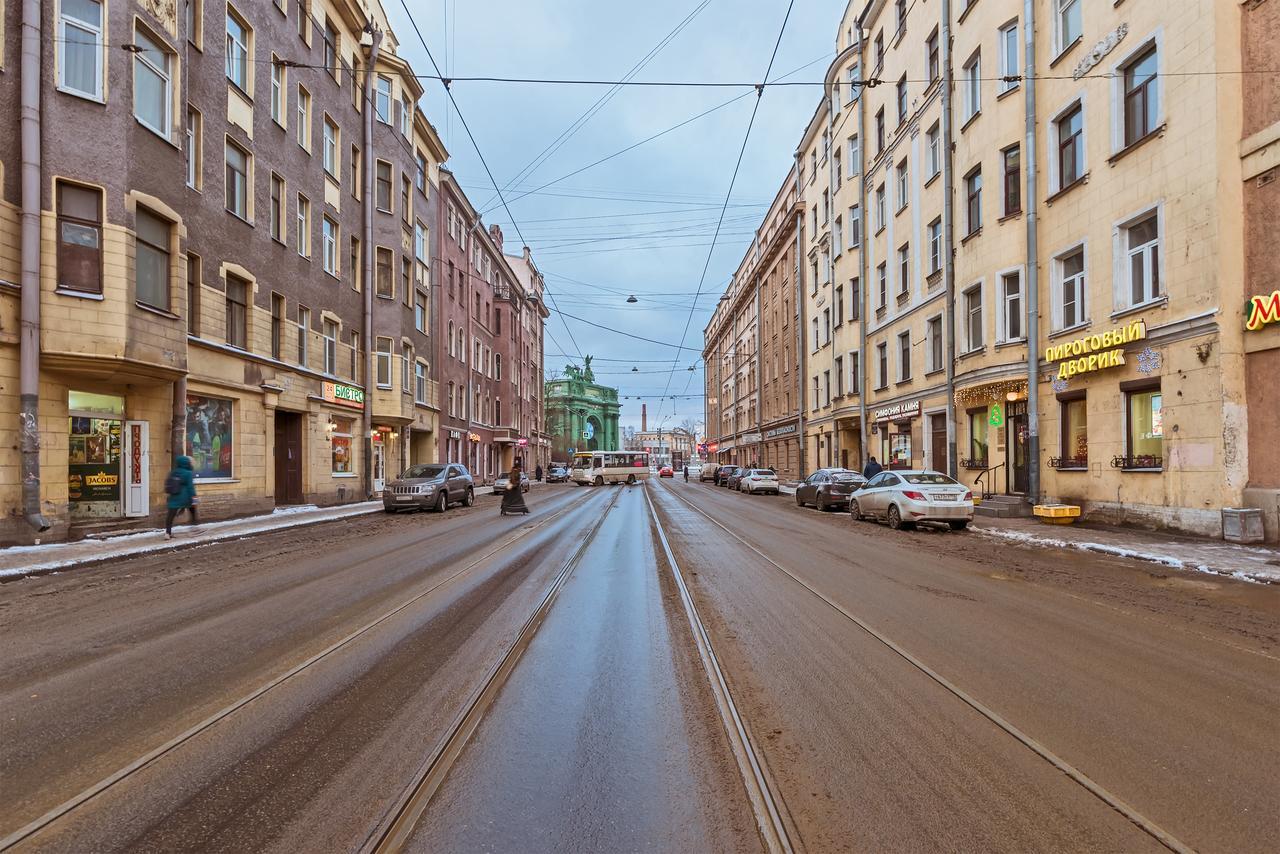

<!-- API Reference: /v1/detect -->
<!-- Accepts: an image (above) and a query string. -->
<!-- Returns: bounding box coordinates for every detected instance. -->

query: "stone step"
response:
[974,502,1035,518]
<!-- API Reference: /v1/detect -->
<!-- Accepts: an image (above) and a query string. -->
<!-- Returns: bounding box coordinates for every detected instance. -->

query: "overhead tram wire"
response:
[652,0,797,427]
[395,0,588,366]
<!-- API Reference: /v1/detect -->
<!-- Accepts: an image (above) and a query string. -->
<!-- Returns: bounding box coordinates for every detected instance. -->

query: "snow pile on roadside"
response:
[972,526,1280,584]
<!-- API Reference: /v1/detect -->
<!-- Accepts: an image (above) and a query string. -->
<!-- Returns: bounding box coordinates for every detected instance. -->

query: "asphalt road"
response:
[2,478,1277,852]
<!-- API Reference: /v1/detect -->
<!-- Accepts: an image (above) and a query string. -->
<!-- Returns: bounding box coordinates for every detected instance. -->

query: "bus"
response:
[570,451,651,486]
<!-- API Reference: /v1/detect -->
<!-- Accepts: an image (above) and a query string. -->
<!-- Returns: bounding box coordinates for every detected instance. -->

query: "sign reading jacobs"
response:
[1043,320,1147,379]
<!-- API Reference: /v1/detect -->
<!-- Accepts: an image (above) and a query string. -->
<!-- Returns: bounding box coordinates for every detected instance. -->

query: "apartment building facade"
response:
[0,0,454,543]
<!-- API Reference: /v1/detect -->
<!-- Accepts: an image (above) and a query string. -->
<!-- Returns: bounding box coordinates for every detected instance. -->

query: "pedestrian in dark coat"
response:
[862,455,883,479]
[535,464,543,482]
[164,455,198,538]
[500,462,529,515]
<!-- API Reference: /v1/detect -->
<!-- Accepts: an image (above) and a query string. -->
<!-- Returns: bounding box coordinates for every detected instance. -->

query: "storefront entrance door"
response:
[1007,401,1029,494]
[372,439,386,494]
[273,412,303,505]
[930,414,947,473]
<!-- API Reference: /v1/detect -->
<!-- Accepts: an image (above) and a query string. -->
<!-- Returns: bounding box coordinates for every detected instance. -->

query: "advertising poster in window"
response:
[331,417,353,474]
[68,418,122,503]
[186,395,234,479]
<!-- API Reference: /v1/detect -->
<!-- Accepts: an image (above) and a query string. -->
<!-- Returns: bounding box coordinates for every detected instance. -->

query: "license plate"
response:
[935,493,959,501]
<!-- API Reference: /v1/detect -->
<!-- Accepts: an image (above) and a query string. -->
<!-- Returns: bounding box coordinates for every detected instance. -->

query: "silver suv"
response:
[383,463,475,513]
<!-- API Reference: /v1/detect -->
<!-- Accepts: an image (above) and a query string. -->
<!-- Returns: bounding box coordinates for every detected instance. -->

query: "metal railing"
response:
[1048,455,1088,469]
[973,461,1005,499]
[1111,455,1163,470]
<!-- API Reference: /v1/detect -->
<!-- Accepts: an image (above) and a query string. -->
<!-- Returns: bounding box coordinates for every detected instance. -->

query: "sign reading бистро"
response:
[322,381,365,409]
[1044,320,1147,379]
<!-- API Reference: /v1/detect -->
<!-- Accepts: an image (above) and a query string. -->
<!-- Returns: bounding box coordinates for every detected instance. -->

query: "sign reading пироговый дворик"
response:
[1043,320,1147,379]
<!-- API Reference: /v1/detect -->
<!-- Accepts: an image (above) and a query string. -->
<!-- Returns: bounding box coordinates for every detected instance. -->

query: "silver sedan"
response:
[848,470,974,530]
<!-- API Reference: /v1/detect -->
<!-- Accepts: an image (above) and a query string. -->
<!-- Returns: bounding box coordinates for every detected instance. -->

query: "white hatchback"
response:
[738,469,780,495]
[849,470,974,530]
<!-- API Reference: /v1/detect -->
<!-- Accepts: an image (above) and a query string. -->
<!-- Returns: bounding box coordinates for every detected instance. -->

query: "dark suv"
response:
[795,468,866,511]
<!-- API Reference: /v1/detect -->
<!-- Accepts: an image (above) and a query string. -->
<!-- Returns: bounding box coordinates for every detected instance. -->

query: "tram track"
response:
[651,479,1195,854]
[0,486,607,853]
[363,485,625,854]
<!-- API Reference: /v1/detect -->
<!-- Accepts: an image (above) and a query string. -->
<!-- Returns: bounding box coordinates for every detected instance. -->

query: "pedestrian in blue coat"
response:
[164,455,199,538]
[862,455,883,479]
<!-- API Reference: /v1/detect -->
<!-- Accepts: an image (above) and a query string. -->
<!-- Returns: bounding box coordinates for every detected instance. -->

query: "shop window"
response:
[59,0,104,99]
[332,417,354,474]
[1058,396,1088,468]
[134,208,172,310]
[966,408,989,467]
[56,181,103,294]
[185,394,233,479]
[1123,384,1163,469]
[225,274,248,349]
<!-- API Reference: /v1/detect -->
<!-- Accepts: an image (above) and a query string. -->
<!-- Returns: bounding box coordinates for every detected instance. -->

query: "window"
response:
[877,263,888,308]
[296,86,311,150]
[447,382,456,417]
[964,285,983,351]
[928,218,942,274]
[401,174,411,222]
[1060,397,1088,466]
[1000,271,1023,341]
[1123,211,1161,306]
[1055,0,1081,55]
[416,291,428,333]
[323,117,338,176]
[834,285,844,326]
[332,417,353,474]
[186,107,202,188]
[448,321,455,358]
[416,150,428,192]
[401,345,413,394]
[896,76,908,125]
[270,174,284,242]
[1122,46,1159,145]
[375,76,392,124]
[895,0,907,36]
[60,0,104,99]
[999,23,1019,94]
[965,168,982,235]
[400,255,411,303]
[898,332,912,382]
[897,244,910,294]
[1002,145,1021,216]
[835,356,844,397]
[324,21,339,78]
[322,216,338,275]
[927,123,940,178]
[133,26,172,137]
[1055,103,1084,189]
[1057,247,1085,329]
[134,208,171,309]
[350,145,362,197]
[849,205,861,249]
[895,160,908,211]
[350,331,360,382]
[350,236,362,290]
[963,53,981,121]
[415,361,428,404]
[400,95,412,136]
[187,254,202,334]
[225,8,249,92]
[296,0,310,41]
[271,57,286,125]
[846,64,860,104]
[876,342,889,389]
[847,135,860,178]
[927,315,942,372]
[271,293,283,360]
[849,351,860,394]
[297,305,309,365]
[296,194,310,257]
[823,371,831,407]
[226,275,248,349]
[374,337,393,388]
[187,0,203,48]
[875,185,886,230]
[323,319,337,374]
[850,277,861,322]
[823,307,831,343]
[1125,386,1163,467]
[874,31,885,69]
[833,151,842,188]
[811,317,819,351]
[225,140,249,219]
[968,409,989,464]
[376,161,392,211]
[927,29,940,82]
[495,353,502,381]
[375,247,393,298]
[876,107,886,153]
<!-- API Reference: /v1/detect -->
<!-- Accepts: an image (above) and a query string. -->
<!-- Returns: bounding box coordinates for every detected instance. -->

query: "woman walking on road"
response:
[500,460,529,515]
[164,455,199,539]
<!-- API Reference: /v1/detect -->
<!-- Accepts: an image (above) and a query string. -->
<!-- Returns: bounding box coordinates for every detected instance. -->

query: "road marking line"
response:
[0,488,604,853]
[653,480,1195,854]
[643,485,795,854]
[366,486,625,853]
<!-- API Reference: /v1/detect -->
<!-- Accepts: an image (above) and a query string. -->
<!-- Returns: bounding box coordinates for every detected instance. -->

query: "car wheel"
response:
[594,476,604,487]
[434,491,447,513]
[627,474,636,485]
[795,492,805,507]
[384,507,396,514]
[817,494,828,511]
[850,499,863,521]
[949,520,969,531]
[887,504,914,530]
[463,488,474,507]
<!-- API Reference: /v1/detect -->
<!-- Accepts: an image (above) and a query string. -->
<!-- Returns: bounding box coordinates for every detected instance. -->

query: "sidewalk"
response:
[0,487,497,581]
[972,517,1280,585]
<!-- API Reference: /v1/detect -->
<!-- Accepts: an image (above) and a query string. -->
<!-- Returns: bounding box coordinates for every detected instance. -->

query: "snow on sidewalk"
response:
[971,518,1280,585]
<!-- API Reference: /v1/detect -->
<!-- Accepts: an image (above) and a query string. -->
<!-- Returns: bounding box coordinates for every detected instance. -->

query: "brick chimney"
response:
[642,403,647,432]
[489,223,504,251]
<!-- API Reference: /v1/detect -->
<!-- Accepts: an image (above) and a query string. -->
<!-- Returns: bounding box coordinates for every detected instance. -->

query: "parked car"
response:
[699,465,720,482]
[849,469,974,530]
[738,469,780,495]
[659,466,674,478]
[726,468,750,490]
[494,470,530,493]
[383,464,475,513]
[716,466,741,487]
[546,465,569,483]
[795,468,866,511]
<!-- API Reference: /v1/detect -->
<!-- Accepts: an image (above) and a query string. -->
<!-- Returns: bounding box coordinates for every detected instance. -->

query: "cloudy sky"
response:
[386,0,847,434]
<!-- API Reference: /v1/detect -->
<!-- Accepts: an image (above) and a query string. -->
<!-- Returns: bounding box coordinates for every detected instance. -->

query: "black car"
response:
[726,468,750,490]
[795,468,867,510]
[716,466,741,487]
[546,466,569,483]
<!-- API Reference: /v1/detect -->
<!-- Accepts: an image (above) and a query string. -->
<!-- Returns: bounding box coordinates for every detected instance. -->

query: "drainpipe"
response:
[19,0,50,533]
[1024,0,1041,502]
[793,156,807,476]
[361,27,383,499]
[825,98,837,469]
[754,272,762,462]
[941,0,958,479]
[855,25,868,468]
[171,376,186,469]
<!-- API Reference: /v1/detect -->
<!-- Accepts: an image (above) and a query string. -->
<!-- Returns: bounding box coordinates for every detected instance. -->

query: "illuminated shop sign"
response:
[322,381,365,409]
[872,400,920,421]
[1043,320,1147,379]
[1246,290,1279,331]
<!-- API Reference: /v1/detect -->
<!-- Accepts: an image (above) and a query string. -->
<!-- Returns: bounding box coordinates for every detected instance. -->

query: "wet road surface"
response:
[2,478,1277,852]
